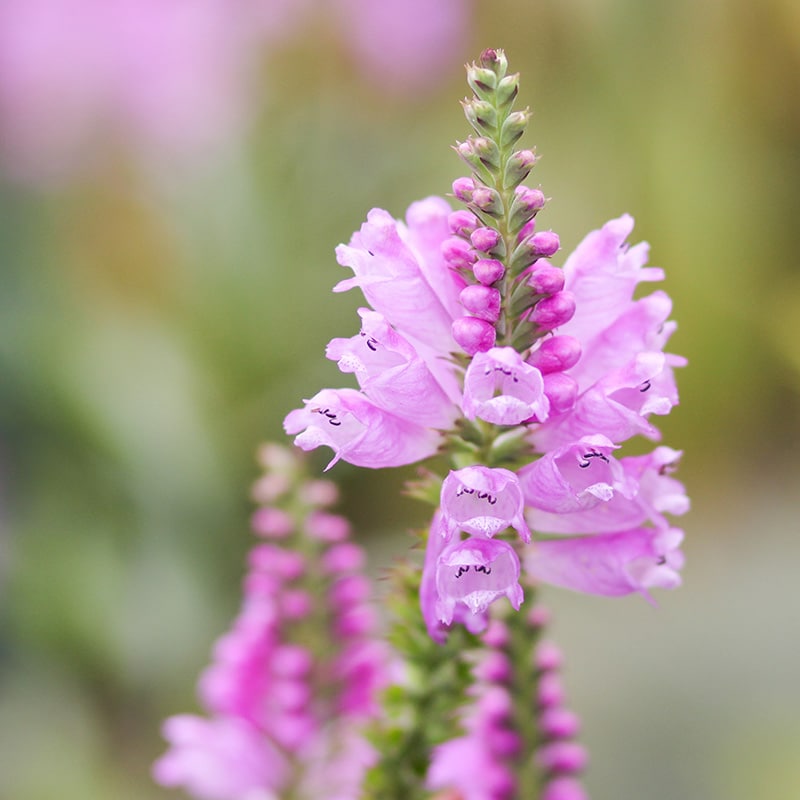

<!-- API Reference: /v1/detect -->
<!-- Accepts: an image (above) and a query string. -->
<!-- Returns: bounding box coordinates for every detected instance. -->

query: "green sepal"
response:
[499,109,530,150]
[495,73,520,108]
[489,426,535,467]
[511,317,538,351]
[404,469,444,507]
[463,98,499,136]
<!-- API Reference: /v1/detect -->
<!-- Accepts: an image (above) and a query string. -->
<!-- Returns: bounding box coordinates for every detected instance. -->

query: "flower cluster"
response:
[427,607,588,800]
[153,445,387,800]
[285,49,688,637]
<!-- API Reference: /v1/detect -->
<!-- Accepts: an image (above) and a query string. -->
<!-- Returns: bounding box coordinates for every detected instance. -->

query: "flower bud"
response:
[500,109,530,148]
[452,316,497,355]
[463,98,498,133]
[539,709,581,740]
[541,777,589,800]
[479,47,507,75]
[448,209,479,237]
[517,219,536,241]
[531,230,560,257]
[495,73,519,106]
[473,258,506,285]
[527,335,582,374]
[442,236,476,269]
[543,373,578,415]
[470,226,502,253]
[527,264,565,295]
[471,186,503,215]
[510,186,546,232]
[529,291,576,330]
[251,507,293,538]
[466,64,498,96]
[460,285,501,322]
[452,176,475,202]
[535,742,589,774]
[504,148,537,187]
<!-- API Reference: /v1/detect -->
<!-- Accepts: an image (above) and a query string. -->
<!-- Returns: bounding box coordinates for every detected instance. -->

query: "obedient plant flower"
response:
[280,48,689,799]
[440,466,531,541]
[154,445,388,800]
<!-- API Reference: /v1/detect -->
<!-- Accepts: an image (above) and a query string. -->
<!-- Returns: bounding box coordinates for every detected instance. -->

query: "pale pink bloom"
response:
[519,435,636,516]
[439,466,531,542]
[435,537,524,625]
[462,347,550,426]
[153,715,287,800]
[334,200,461,358]
[527,446,688,535]
[284,387,441,469]
[420,515,488,643]
[525,527,685,600]
[325,308,455,428]
[534,350,681,449]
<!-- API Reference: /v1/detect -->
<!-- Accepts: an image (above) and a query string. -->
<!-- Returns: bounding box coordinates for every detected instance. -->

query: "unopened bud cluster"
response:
[444,49,576,357]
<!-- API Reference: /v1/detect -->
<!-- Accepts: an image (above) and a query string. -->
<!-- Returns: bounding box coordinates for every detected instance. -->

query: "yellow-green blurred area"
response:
[1,0,799,798]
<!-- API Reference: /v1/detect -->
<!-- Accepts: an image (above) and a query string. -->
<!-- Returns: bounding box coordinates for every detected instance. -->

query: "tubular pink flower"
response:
[525,527,685,600]
[527,446,688,535]
[325,308,456,428]
[284,388,441,469]
[440,466,531,542]
[520,435,636,515]
[435,537,524,624]
[463,347,550,425]
[153,715,288,800]
[334,199,461,354]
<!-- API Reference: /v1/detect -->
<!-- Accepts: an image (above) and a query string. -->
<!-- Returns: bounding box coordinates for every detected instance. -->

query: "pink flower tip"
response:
[459,285,502,322]
[473,258,506,285]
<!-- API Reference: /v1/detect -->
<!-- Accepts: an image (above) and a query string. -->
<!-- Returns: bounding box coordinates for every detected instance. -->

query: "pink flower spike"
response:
[462,347,549,426]
[435,537,523,624]
[473,258,506,285]
[459,285,501,322]
[440,466,531,542]
[284,388,441,470]
[452,316,497,355]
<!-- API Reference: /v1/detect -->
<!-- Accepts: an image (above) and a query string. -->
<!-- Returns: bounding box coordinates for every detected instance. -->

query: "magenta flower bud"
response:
[482,619,510,648]
[542,777,589,800]
[530,291,577,330]
[504,149,538,187]
[535,742,589,774]
[452,176,476,202]
[473,258,505,285]
[540,708,581,740]
[475,651,513,683]
[440,465,531,542]
[250,473,290,504]
[452,316,497,355]
[441,236,476,270]
[330,574,371,607]
[449,209,479,237]
[470,226,502,252]
[517,185,546,209]
[490,729,522,758]
[517,218,537,241]
[280,589,313,619]
[543,372,579,415]
[478,685,515,721]
[251,507,293,538]
[527,336,582,374]
[528,264,565,295]
[527,604,551,629]
[531,230,561,257]
[459,285,501,322]
[538,672,565,708]
[471,186,503,215]
[322,542,366,574]
[250,545,305,580]
[305,510,350,542]
[298,479,338,507]
[534,641,564,671]
[270,645,313,678]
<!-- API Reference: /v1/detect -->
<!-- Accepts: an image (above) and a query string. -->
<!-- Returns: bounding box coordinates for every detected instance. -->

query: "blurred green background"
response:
[1,0,800,798]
